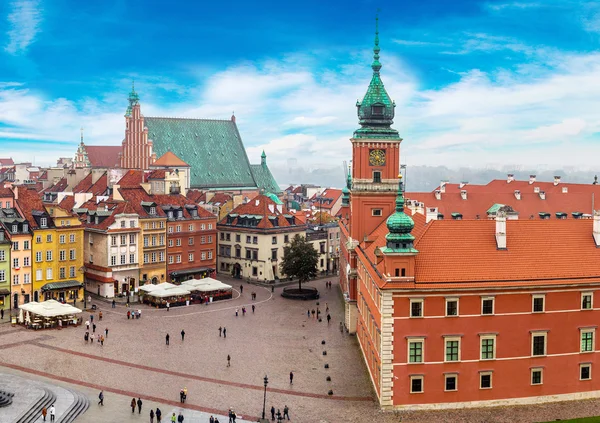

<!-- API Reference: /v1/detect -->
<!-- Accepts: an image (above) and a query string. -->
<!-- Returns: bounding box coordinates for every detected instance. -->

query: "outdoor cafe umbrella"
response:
[25,311,31,325]
[18,308,23,324]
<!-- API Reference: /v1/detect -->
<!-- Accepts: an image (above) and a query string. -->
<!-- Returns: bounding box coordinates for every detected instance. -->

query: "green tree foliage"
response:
[280,234,318,291]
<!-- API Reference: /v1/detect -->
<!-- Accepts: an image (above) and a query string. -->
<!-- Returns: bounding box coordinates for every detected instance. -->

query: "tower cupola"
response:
[382,174,417,253]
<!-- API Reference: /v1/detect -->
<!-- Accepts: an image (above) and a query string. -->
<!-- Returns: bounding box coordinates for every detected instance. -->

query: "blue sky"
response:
[1,0,600,184]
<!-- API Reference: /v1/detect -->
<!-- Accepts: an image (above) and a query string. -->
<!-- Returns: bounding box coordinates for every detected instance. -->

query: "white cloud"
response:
[486,2,543,11]
[5,0,42,55]
[284,116,338,127]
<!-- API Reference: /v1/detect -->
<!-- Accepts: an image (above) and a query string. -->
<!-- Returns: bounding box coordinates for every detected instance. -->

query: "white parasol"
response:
[18,308,23,324]
[25,311,31,324]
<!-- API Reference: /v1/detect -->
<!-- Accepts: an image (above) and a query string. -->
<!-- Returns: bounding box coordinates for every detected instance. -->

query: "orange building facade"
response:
[340,24,600,410]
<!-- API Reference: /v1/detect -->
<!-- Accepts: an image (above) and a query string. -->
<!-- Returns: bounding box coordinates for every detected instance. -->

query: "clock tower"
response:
[350,17,402,242]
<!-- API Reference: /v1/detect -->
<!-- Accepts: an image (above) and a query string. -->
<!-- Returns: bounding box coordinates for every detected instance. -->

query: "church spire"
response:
[80,127,84,145]
[383,174,417,253]
[126,80,140,116]
[372,14,381,74]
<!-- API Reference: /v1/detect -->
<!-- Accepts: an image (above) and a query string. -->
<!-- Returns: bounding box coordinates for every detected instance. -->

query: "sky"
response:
[1,0,600,186]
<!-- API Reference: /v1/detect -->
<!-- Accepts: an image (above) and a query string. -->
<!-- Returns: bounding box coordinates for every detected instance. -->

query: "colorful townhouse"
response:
[15,187,83,303]
[0,228,10,311]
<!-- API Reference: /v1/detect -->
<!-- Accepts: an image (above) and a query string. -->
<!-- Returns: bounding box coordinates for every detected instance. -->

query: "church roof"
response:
[145,117,258,189]
[250,163,281,194]
[85,146,121,168]
[152,151,190,168]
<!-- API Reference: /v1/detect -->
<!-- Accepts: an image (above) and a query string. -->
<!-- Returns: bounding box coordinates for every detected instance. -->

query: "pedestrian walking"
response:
[150,409,155,423]
[93,323,96,333]
[90,314,94,323]
[223,327,226,338]
[180,389,184,403]
[177,412,184,422]
[289,371,294,384]
[171,412,176,422]
[156,408,162,423]
[219,326,222,337]
[84,332,88,343]
[42,406,47,421]
[242,307,246,316]
[327,314,331,324]
[183,387,187,402]
[339,322,343,332]
[325,303,329,313]
[105,327,109,337]
[307,310,310,318]
[166,301,170,311]
[131,397,136,413]
[283,405,290,420]
[166,334,170,345]
[137,397,143,414]
[1,309,4,319]
[181,329,185,341]
[85,320,89,330]
[252,304,255,313]
[99,311,103,320]
[127,310,131,320]
[112,299,116,308]
[311,309,315,318]
[276,409,281,422]
[98,390,104,406]
[240,284,243,294]
[235,308,238,317]
[210,416,215,423]
[49,404,55,422]
[270,406,275,420]
[90,333,94,343]
[227,354,231,367]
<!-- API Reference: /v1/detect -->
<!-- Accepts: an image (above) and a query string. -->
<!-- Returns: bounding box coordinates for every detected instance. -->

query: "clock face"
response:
[369,149,386,166]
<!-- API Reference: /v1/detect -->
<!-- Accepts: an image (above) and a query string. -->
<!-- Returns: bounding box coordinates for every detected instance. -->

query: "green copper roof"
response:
[126,81,139,117]
[289,200,301,211]
[250,152,281,194]
[486,203,505,214]
[383,176,417,254]
[145,117,274,190]
[354,17,399,140]
[265,192,283,204]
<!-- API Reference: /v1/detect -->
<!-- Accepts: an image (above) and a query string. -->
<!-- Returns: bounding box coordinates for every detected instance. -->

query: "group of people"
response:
[127,309,142,319]
[84,314,108,345]
[40,404,55,421]
[270,405,291,421]
[307,303,332,324]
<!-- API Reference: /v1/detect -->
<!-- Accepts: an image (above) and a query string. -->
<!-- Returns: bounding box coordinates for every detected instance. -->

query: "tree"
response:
[280,234,319,291]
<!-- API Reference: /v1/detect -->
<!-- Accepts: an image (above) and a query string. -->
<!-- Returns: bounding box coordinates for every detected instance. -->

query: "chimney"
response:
[459,181,468,189]
[434,190,441,200]
[529,175,536,184]
[440,181,447,193]
[268,204,274,213]
[562,186,568,194]
[255,199,260,206]
[539,191,546,200]
[460,190,467,200]
[507,174,514,183]
[496,211,507,250]
[514,190,521,200]
[534,187,540,193]
[594,211,600,247]
[554,176,561,186]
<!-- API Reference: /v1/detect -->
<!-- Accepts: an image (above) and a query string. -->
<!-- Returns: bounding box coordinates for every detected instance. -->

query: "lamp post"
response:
[261,375,269,422]
[78,266,87,310]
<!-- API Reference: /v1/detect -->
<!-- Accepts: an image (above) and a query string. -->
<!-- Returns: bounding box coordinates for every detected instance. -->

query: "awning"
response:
[19,299,82,317]
[0,289,10,296]
[41,281,83,292]
[85,272,115,283]
[170,267,214,277]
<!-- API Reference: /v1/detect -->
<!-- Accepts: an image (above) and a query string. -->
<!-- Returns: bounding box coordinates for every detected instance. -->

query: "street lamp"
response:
[261,375,269,421]
[78,266,87,310]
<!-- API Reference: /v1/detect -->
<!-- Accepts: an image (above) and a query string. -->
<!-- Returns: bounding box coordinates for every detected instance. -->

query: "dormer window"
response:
[40,217,47,228]
[168,211,173,218]
[12,225,17,233]
[372,105,384,115]
[23,224,28,232]
[178,210,183,218]
[150,207,156,215]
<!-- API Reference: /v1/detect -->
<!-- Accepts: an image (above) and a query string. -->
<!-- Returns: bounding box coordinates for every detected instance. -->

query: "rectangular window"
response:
[253,236,258,244]
[188,224,194,231]
[445,338,460,362]
[581,363,592,380]
[36,269,42,281]
[130,253,135,264]
[0,270,4,282]
[46,251,53,261]
[201,236,206,244]
[69,234,75,243]
[408,339,424,363]
[168,239,173,247]
[189,237,194,245]
[13,258,19,268]
[36,252,42,262]
[176,239,181,246]
[201,252,206,260]
[188,253,194,262]
[235,234,241,242]
[23,257,30,266]
[151,253,157,263]
[208,235,213,243]
[531,332,547,356]
[169,255,174,264]
[201,224,206,231]
[120,220,125,228]
[480,372,492,389]
[41,218,47,228]
[110,256,117,266]
[24,273,30,284]
[410,376,423,393]
[168,226,174,234]
[59,250,66,261]
[480,336,496,360]
[373,171,382,183]
[532,295,545,313]
[13,274,18,285]
[130,234,136,244]
[59,235,65,244]
[130,220,135,228]
[24,240,29,250]
[581,329,595,353]
[176,255,181,263]
[12,241,19,251]
[120,235,127,245]
[46,234,52,242]
[481,297,494,315]
[531,368,543,385]
[59,267,66,279]
[69,249,76,260]
[371,209,382,217]
[272,236,277,244]
[271,249,277,260]
[111,235,117,246]
[152,236,156,246]
[46,268,53,280]
[144,236,149,247]
[445,374,457,391]
[159,252,165,262]
[582,292,593,310]
[252,266,258,276]
[176,225,181,233]
[208,251,213,259]
[284,235,289,243]
[36,235,42,243]
[69,266,75,277]
[120,254,126,265]
[410,299,423,317]
[0,251,4,262]
[446,298,459,316]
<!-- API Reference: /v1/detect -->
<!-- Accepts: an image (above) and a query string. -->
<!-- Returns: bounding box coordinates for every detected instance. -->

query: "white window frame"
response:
[445,297,459,317]
[169,256,174,264]
[479,371,493,389]
[480,334,496,360]
[188,253,194,262]
[582,292,593,310]
[59,235,65,244]
[46,268,53,280]
[69,266,75,278]
[36,252,42,262]
[69,234,75,243]
[531,331,548,357]
[410,298,423,318]
[371,209,383,217]
[444,336,461,362]
[531,368,543,385]
[70,249,76,260]
[532,294,545,313]
[481,296,495,315]
[46,251,52,261]
[581,363,592,381]
[407,337,425,364]
[59,250,66,261]
[444,373,458,392]
[36,269,42,281]
[409,375,424,394]
[580,328,596,353]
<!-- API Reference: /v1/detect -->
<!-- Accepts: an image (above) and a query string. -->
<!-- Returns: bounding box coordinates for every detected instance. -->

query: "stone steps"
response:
[14,387,56,423]
[0,390,14,408]
[56,388,89,423]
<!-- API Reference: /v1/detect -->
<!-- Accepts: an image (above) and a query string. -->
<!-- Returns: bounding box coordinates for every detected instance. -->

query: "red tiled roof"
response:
[38,171,48,180]
[58,195,75,211]
[85,146,121,168]
[151,151,189,167]
[208,193,232,205]
[311,189,343,210]
[186,190,206,203]
[72,173,93,193]
[0,187,13,198]
[219,194,304,229]
[117,188,214,220]
[117,170,146,187]
[414,219,600,285]
[83,201,139,230]
[147,169,166,179]
[88,173,108,196]
[44,178,68,193]
[0,158,14,166]
[15,187,48,229]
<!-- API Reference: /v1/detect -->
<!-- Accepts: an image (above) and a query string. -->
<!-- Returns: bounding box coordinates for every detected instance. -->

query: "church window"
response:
[373,171,381,183]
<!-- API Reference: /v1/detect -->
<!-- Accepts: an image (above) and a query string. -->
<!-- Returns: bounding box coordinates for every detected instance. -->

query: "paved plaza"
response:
[0,278,600,422]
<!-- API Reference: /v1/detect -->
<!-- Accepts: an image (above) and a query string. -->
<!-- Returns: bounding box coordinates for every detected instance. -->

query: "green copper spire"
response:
[382,174,418,254]
[261,150,267,166]
[342,164,351,207]
[125,80,139,117]
[354,16,399,140]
